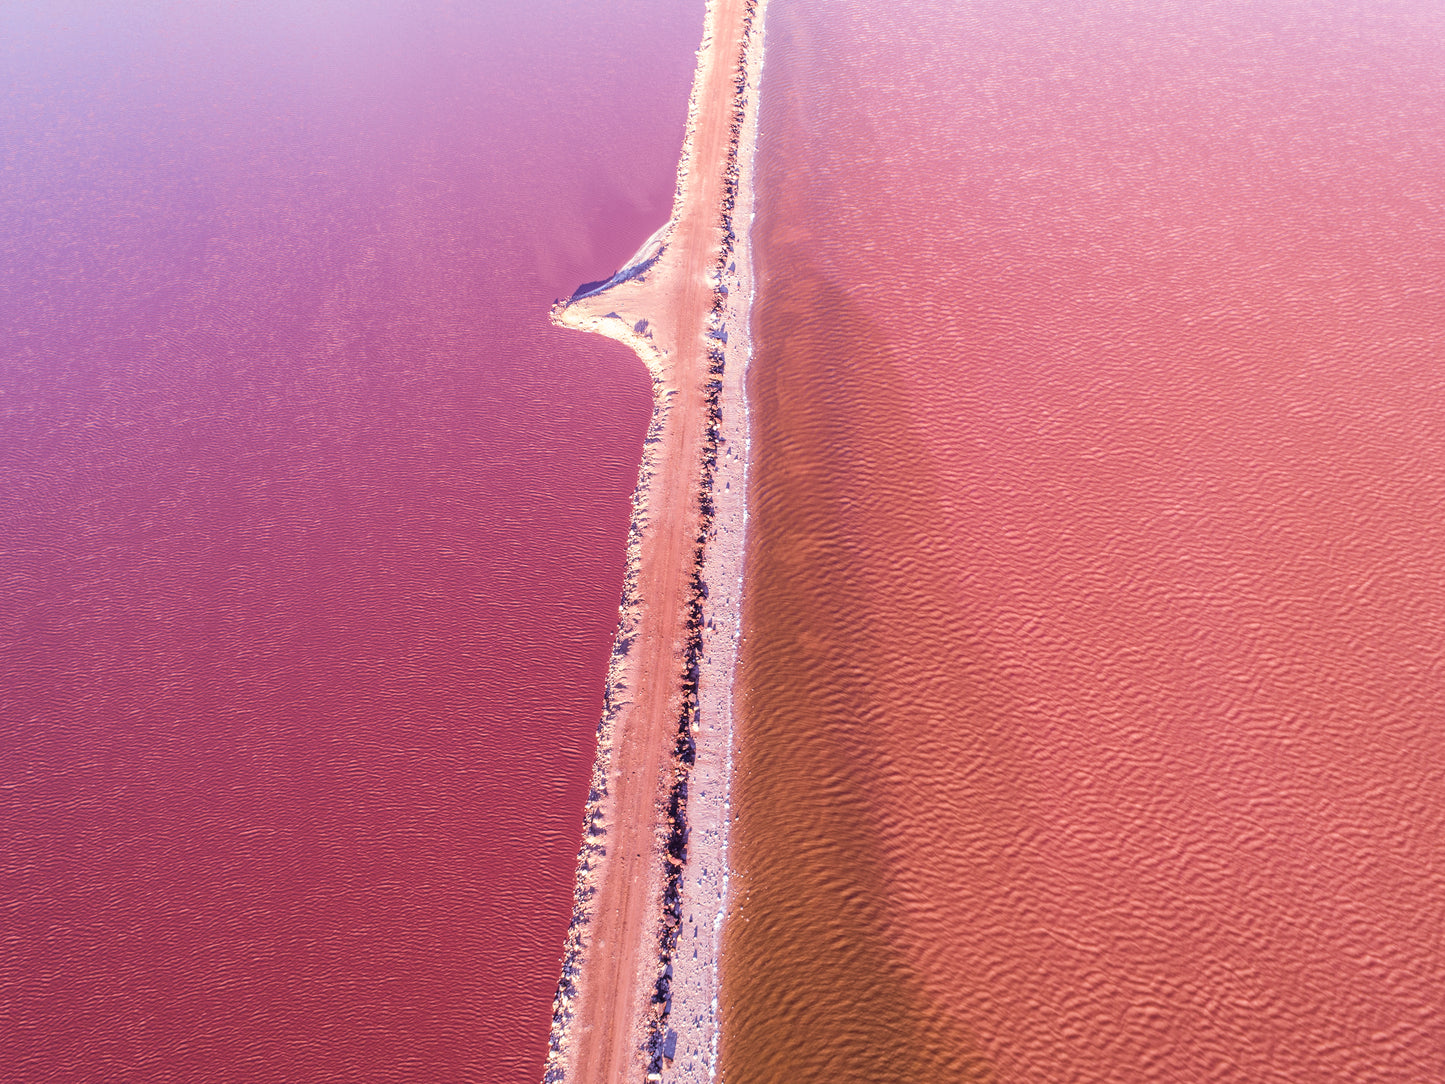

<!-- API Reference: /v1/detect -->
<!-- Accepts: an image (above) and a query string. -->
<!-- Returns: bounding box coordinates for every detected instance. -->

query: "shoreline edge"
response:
[541,1,769,1082]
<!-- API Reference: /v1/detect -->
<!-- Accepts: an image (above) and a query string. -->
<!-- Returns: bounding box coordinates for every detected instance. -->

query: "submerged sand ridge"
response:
[542,1,768,1081]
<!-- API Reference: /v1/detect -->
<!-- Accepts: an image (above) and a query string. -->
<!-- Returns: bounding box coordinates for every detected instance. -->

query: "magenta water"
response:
[0,2,699,1081]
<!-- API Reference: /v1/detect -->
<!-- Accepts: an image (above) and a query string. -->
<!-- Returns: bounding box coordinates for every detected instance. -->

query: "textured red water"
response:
[0,2,699,1081]
[728,1,1445,1080]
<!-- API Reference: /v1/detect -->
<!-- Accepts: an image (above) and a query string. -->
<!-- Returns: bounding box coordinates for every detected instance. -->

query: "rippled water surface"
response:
[728,1,1445,1080]
[0,2,699,1080]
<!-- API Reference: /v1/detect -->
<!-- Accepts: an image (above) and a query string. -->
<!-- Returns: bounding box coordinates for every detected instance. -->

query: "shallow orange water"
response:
[726,1,1445,1080]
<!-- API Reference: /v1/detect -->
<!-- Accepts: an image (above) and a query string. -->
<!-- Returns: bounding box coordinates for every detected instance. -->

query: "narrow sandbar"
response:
[542,1,769,1081]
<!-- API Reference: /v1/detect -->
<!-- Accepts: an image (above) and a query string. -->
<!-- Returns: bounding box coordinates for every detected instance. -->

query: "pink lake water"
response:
[728,0,1445,1080]
[0,2,699,1080]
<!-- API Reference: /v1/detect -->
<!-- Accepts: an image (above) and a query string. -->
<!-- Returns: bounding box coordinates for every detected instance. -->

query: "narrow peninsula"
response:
[542,1,769,1082]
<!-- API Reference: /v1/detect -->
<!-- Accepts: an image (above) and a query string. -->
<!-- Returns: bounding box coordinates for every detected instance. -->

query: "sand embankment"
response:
[541,1,768,1082]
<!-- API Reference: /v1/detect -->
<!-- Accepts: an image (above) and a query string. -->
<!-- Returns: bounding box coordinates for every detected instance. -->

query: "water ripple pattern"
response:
[0,2,699,1081]
[726,0,1445,1080]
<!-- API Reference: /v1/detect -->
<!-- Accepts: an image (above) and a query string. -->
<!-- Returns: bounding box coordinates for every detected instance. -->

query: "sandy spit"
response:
[540,2,769,1083]
[660,14,768,1084]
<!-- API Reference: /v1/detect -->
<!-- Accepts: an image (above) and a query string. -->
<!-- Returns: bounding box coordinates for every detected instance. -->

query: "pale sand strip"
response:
[541,2,768,1083]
